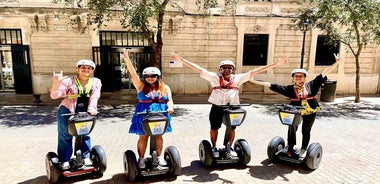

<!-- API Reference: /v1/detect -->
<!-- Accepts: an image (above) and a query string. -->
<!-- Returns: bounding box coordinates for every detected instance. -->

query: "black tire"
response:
[304,142,323,170]
[164,146,181,176]
[199,140,214,167]
[123,150,138,182]
[234,139,251,165]
[91,145,107,174]
[267,136,285,161]
[45,152,60,183]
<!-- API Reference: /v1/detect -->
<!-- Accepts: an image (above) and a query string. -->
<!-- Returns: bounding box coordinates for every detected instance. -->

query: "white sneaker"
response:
[84,158,93,166]
[138,158,146,169]
[230,148,238,157]
[158,156,167,166]
[60,161,70,170]
[212,148,219,158]
[299,149,306,157]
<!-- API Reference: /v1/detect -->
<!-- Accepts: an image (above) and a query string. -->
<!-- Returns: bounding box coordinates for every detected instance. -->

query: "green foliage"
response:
[302,0,380,47]
[195,0,219,10]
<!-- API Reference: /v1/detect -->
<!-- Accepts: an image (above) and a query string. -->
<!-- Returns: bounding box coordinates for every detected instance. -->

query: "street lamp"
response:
[299,18,311,69]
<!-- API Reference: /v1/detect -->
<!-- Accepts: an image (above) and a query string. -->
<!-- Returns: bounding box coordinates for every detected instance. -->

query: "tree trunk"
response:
[354,55,360,103]
[152,44,162,68]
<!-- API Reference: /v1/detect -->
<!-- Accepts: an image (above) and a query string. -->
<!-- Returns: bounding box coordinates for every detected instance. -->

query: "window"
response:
[315,35,340,66]
[0,29,22,45]
[99,31,151,47]
[243,34,269,66]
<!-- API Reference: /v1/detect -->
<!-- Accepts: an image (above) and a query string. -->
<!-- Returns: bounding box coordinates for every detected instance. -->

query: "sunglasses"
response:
[293,74,305,78]
[221,66,233,70]
[79,66,93,70]
[144,74,158,78]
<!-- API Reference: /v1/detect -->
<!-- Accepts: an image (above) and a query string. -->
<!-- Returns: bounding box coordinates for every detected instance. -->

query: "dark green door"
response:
[11,45,33,94]
[95,46,122,92]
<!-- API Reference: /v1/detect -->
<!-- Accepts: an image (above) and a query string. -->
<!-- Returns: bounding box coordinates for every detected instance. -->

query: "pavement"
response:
[0,91,379,184]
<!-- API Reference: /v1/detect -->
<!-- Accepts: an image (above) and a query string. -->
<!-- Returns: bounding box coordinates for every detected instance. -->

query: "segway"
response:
[123,110,181,182]
[199,104,251,167]
[267,104,323,170]
[45,112,107,183]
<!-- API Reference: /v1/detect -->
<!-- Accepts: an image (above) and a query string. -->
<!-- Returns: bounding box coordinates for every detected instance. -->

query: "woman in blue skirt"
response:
[122,49,174,169]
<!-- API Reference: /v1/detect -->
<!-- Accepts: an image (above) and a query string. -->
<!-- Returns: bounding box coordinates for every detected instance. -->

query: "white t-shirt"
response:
[200,68,250,105]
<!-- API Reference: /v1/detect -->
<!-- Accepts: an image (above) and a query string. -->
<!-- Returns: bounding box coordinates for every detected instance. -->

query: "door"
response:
[95,46,122,92]
[94,46,151,92]
[11,45,33,94]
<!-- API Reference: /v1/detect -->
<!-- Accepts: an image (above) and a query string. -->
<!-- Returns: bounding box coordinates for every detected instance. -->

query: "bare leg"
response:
[210,129,218,148]
[229,129,235,145]
[137,135,149,158]
[156,135,163,156]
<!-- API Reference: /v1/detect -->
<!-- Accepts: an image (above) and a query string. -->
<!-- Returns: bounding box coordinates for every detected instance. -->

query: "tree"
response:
[56,0,239,68]
[298,0,380,103]
[55,0,171,67]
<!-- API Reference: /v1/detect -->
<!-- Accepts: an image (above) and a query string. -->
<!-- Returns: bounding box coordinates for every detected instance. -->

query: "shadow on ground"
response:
[0,105,193,128]
[1,101,378,128]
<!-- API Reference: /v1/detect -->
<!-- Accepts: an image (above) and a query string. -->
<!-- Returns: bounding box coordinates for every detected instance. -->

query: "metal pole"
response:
[300,30,306,69]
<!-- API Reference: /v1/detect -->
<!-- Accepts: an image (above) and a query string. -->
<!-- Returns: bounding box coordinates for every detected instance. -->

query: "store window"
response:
[243,34,269,66]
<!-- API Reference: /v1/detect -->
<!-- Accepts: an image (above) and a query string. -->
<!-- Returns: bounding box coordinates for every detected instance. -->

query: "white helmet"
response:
[219,60,235,68]
[76,59,96,69]
[142,67,161,76]
[291,68,308,77]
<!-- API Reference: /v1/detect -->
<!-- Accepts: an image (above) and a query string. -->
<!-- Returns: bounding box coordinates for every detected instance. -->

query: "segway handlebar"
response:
[137,110,168,115]
[274,104,305,110]
[61,111,97,117]
[218,103,251,108]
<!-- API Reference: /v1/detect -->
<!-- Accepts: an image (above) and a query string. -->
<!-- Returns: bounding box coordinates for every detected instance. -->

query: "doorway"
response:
[93,46,151,91]
[0,46,14,91]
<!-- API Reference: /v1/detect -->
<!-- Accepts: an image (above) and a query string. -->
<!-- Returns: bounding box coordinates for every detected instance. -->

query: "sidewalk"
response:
[0,91,379,184]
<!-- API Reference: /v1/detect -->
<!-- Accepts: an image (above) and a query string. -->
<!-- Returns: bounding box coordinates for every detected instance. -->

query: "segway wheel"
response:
[45,152,60,183]
[91,145,107,174]
[304,142,323,170]
[199,140,214,167]
[164,146,181,176]
[267,136,285,162]
[123,150,138,182]
[234,139,251,165]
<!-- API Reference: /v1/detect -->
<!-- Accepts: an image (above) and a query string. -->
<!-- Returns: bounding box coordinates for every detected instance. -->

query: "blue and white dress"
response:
[129,91,173,135]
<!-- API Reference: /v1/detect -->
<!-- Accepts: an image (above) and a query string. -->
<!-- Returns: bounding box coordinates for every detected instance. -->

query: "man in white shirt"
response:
[170,51,286,157]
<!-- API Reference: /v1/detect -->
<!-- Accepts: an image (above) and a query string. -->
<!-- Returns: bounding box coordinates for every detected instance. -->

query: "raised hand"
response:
[52,70,67,83]
[51,70,68,90]
[169,50,181,60]
[276,57,288,66]
[122,49,130,60]
[334,53,341,63]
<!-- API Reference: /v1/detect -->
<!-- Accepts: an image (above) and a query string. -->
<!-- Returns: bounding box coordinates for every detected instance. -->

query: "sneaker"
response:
[230,148,238,157]
[60,161,70,170]
[158,156,167,166]
[138,158,146,169]
[212,148,219,158]
[84,158,93,166]
[299,149,306,157]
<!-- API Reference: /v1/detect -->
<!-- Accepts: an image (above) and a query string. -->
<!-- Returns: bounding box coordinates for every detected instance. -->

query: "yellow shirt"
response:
[295,88,320,115]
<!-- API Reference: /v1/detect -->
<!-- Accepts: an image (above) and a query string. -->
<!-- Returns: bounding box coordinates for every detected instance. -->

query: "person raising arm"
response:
[250,53,343,156]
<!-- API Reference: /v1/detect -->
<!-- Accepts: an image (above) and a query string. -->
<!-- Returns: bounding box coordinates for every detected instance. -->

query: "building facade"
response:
[1,0,379,97]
